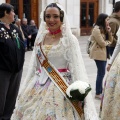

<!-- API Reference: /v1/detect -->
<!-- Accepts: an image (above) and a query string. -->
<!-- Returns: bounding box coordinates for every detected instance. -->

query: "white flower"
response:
[7,35,9,38]
[66,80,90,97]
[1,28,5,31]
[13,29,16,32]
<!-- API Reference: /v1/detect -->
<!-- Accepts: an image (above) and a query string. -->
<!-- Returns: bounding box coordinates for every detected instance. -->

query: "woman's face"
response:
[6,9,15,23]
[45,7,62,31]
[105,17,109,27]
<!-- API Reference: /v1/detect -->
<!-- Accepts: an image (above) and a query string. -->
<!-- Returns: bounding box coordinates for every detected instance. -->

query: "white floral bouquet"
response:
[66,81,91,101]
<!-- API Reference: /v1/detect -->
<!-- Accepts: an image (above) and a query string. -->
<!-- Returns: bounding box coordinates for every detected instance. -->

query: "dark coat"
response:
[0,23,25,72]
[29,25,38,36]
[21,24,31,38]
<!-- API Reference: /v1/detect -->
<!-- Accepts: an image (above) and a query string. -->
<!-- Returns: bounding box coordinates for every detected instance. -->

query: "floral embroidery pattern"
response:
[0,27,19,39]
[0,27,11,39]
[0,26,21,49]
[11,29,19,38]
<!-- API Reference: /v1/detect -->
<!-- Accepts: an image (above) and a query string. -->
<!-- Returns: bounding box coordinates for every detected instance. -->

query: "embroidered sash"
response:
[36,43,84,119]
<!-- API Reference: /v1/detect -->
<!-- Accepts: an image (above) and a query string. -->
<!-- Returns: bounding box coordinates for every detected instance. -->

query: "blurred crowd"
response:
[14,18,38,51]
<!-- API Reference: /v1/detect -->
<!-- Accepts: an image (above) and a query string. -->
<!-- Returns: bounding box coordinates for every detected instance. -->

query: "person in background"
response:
[89,13,113,99]
[11,3,99,120]
[29,19,38,47]
[21,18,32,51]
[101,27,120,120]
[0,3,25,120]
[108,1,120,56]
[15,18,27,51]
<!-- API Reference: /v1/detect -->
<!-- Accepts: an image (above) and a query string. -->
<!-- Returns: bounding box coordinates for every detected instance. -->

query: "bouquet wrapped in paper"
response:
[66,81,91,101]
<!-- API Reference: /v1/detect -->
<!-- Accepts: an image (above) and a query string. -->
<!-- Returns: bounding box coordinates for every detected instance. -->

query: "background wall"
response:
[105,0,113,15]
[1,0,118,36]
[0,0,5,4]
[100,0,120,15]
[115,0,120,2]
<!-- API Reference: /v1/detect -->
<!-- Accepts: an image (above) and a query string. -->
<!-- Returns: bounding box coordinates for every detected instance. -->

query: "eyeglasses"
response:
[45,15,60,19]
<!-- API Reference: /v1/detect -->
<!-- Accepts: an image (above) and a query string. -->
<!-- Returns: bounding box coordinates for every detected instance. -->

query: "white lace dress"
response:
[11,36,98,120]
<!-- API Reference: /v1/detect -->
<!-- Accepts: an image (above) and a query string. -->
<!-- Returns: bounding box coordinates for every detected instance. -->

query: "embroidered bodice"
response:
[42,45,53,56]
[35,36,88,83]
[41,39,68,70]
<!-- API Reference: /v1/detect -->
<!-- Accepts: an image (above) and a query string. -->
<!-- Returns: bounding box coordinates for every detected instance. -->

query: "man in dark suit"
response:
[21,18,33,51]
[29,20,38,46]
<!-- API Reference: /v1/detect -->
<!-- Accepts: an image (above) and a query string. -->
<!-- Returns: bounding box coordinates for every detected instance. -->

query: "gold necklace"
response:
[52,34,55,38]
[44,45,53,55]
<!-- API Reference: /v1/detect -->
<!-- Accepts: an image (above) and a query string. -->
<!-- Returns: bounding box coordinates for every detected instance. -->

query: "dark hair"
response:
[114,1,120,12]
[95,13,108,32]
[0,3,14,18]
[44,3,64,22]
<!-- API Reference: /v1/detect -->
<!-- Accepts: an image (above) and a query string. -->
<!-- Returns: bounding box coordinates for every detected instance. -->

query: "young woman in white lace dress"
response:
[11,3,99,120]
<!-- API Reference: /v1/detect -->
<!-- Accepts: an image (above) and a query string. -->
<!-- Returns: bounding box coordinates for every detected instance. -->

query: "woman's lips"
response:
[49,23,56,26]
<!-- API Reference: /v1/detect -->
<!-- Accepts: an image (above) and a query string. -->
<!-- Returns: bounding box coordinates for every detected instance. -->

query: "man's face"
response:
[22,19,27,25]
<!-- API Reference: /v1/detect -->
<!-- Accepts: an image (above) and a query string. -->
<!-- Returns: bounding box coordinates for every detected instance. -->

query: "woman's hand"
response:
[107,64,111,71]
[106,26,111,32]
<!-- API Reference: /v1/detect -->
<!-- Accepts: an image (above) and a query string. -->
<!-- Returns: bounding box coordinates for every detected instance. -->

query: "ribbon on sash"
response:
[36,43,84,119]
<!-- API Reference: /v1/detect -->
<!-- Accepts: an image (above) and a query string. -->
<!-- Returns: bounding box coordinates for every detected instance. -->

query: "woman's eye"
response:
[45,15,60,19]
[45,15,51,19]
[54,16,59,18]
